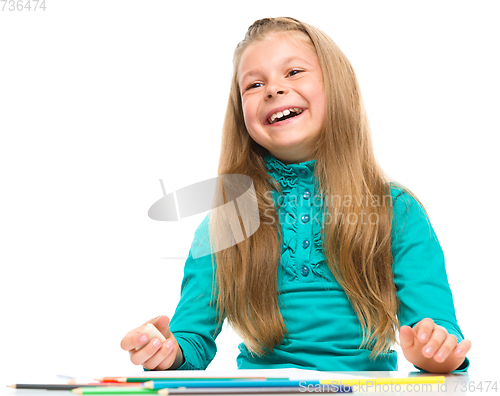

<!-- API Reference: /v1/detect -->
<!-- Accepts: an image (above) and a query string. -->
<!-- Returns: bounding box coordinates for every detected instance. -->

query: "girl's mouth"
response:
[266,109,306,127]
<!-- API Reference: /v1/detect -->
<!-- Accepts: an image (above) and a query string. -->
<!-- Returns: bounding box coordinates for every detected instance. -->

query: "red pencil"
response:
[96,377,270,383]
[68,380,141,385]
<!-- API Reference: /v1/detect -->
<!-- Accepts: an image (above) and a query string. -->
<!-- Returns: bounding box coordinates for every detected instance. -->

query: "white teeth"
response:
[268,108,303,124]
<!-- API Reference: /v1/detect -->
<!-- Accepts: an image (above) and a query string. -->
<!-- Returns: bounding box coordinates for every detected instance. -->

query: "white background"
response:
[1,0,499,387]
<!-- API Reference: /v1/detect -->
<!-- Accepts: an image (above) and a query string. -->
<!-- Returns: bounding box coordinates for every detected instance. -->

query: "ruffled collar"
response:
[264,153,316,195]
[264,153,316,180]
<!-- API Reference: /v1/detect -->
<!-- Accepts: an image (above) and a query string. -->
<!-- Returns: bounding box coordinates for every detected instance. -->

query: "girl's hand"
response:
[120,315,185,370]
[399,318,471,373]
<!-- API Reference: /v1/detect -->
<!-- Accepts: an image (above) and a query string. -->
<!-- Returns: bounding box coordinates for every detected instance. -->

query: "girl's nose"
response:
[267,90,284,99]
[265,79,287,98]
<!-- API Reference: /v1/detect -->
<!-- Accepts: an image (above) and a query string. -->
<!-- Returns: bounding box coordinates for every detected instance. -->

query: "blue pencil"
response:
[157,386,353,394]
[144,380,351,391]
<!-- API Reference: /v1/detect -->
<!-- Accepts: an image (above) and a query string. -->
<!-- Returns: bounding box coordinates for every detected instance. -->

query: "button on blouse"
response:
[264,153,333,288]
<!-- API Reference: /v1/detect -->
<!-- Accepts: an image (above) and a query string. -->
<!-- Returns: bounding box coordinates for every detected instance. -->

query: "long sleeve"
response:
[145,213,224,371]
[390,187,470,372]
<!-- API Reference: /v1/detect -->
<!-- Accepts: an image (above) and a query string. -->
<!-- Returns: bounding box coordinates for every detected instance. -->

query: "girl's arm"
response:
[390,186,470,373]
[148,212,224,370]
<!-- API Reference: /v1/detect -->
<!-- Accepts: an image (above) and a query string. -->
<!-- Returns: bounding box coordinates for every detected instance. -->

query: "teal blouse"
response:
[164,153,470,372]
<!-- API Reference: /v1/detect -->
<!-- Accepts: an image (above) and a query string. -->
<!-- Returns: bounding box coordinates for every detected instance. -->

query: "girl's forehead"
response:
[253,31,312,50]
[239,31,316,70]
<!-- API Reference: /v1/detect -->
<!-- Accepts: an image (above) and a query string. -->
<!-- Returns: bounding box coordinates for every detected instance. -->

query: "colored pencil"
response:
[145,380,320,389]
[318,376,445,385]
[7,384,140,390]
[100,377,287,383]
[73,388,156,395]
[96,376,276,383]
[66,375,445,394]
[145,376,445,390]
[158,387,352,395]
[71,379,156,385]
[72,386,352,395]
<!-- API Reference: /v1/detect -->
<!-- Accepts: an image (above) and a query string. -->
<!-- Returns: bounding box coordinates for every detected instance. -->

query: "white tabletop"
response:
[3,370,485,396]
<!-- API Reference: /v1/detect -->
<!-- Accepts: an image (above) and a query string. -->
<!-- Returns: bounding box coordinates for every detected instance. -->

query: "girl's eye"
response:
[247,82,264,90]
[245,70,303,91]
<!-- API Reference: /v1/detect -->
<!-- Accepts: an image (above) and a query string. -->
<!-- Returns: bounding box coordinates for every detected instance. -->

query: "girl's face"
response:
[238,31,326,164]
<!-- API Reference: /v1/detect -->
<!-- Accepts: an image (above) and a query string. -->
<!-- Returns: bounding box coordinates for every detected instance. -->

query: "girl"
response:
[120,17,471,373]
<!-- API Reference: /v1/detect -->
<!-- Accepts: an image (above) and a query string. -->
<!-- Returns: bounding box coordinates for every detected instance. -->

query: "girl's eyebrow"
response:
[240,56,312,85]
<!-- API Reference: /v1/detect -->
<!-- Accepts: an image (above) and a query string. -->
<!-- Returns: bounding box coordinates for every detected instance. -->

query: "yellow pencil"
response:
[319,376,445,385]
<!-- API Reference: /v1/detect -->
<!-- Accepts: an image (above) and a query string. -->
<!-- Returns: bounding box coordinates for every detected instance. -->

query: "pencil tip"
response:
[68,379,77,385]
[72,388,82,394]
[7,385,15,389]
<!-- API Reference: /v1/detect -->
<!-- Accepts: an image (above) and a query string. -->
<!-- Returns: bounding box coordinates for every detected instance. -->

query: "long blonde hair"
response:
[207,17,428,360]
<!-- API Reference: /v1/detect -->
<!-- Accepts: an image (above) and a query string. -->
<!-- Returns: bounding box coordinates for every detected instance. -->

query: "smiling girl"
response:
[238,29,326,164]
[120,17,471,373]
